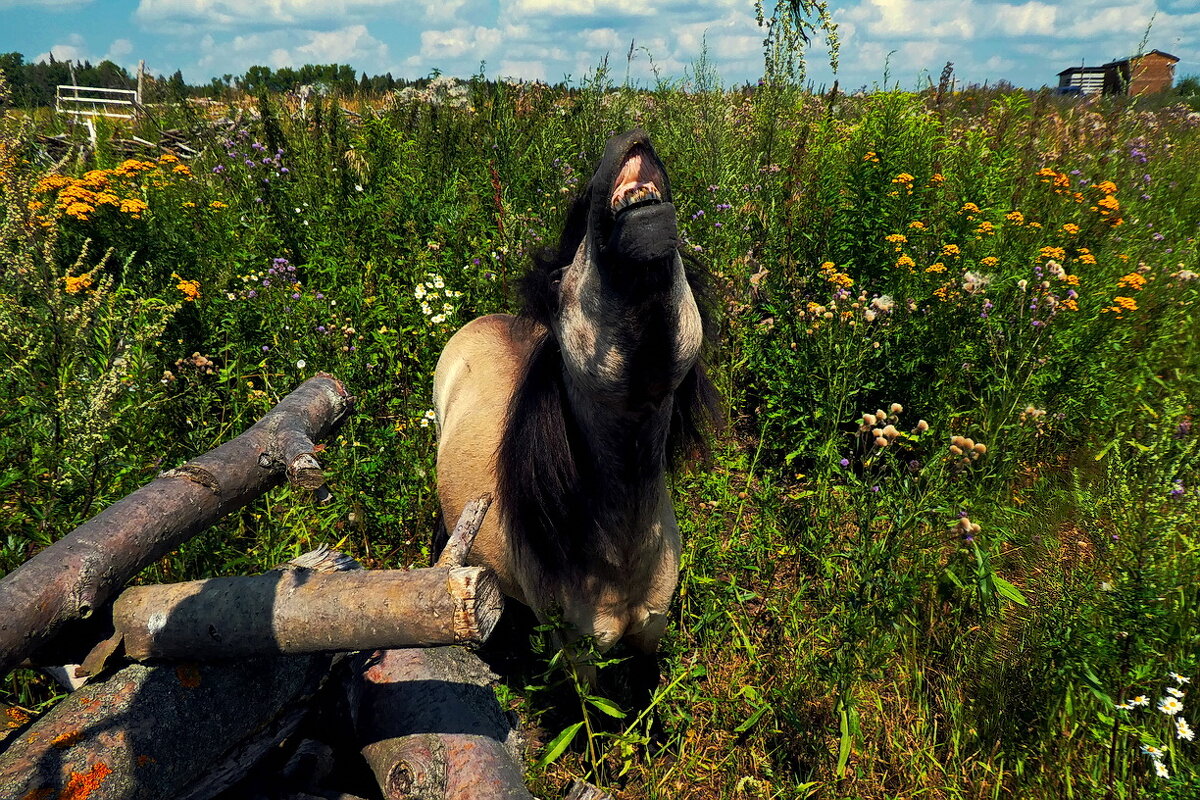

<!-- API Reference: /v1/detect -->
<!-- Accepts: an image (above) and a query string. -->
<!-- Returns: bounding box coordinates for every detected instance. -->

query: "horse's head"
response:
[522,129,706,411]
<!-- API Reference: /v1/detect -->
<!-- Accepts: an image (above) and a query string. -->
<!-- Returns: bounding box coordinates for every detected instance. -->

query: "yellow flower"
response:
[960,202,981,214]
[863,151,880,163]
[1005,211,1025,225]
[1096,180,1117,195]
[1063,274,1080,286]
[173,273,201,302]
[172,163,192,176]
[1062,223,1080,235]
[209,200,228,210]
[975,221,995,236]
[942,244,962,257]
[1061,298,1079,311]
[182,201,196,208]
[1040,246,1066,261]
[885,233,908,245]
[1097,195,1120,214]
[908,220,926,230]
[1077,253,1096,265]
[925,262,946,273]
[892,173,914,184]
[930,173,945,184]
[65,201,94,220]
[120,198,149,215]
[158,153,180,164]
[895,255,916,270]
[63,272,94,293]
[1117,273,1147,291]
[980,256,999,268]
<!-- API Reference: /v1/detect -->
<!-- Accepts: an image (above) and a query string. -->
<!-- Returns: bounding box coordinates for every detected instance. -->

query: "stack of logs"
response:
[0,375,609,800]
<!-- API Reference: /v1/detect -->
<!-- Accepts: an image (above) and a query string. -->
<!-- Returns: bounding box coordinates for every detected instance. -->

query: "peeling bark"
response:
[0,374,354,678]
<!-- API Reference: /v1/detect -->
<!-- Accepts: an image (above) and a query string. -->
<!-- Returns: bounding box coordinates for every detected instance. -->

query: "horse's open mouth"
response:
[610,145,664,217]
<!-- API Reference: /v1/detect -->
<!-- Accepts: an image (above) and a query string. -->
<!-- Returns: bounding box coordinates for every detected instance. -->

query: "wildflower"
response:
[975,221,995,236]
[1040,246,1066,261]
[925,262,946,273]
[421,302,433,316]
[431,314,446,324]
[915,420,929,432]
[863,151,880,163]
[942,244,961,258]
[209,201,227,210]
[884,233,908,246]
[1077,253,1097,265]
[1142,744,1164,758]
[1132,696,1150,707]
[296,359,307,370]
[174,275,201,302]
[960,202,980,214]
[896,255,916,270]
[1167,686,1186,698]
[908,220,926,230]
[962,271,992,295]
[1117,273,1147,291]
[1004,211,1025,225]
[1096,180,1117,195]
[63,272,94,294]
[1169,673,1192,685]
[414,284,427,300]
[1115,701,1134,710]
[839,458,850,467]
[980,256,999,268]
[1097,195,1120,214]
[930,173,945,184]
[1158,697,1184,716]
[1154,760,1170,779]
[892,173,914,185]
[1177,717,1195,741]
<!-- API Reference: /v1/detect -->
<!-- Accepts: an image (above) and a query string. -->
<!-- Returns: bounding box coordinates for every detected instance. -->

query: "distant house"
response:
[1056,50,1179,96]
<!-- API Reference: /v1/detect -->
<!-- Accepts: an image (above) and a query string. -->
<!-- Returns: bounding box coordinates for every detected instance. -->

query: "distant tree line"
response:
[0,52,410,107]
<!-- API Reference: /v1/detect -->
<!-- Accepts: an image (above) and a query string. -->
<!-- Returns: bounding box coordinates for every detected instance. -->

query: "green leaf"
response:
[734,704,770,734]
[534,721,584,769]
[586,695,625,719]
[992,575,1029,607]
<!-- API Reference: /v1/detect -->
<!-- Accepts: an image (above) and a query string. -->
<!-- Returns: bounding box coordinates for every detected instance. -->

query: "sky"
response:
[2,0,1199,91]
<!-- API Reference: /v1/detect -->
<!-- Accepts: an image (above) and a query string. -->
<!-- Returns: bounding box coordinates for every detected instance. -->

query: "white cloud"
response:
[195,25,389,75]
[136,0,418,28]
[35,33,87,64]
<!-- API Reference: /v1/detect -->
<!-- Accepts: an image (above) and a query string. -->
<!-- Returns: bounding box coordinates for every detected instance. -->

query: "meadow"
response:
[1,60,1199,799]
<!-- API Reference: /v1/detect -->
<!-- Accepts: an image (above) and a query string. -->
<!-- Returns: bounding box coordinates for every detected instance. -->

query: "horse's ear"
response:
[497,333,589,571]
[520,188,592,325]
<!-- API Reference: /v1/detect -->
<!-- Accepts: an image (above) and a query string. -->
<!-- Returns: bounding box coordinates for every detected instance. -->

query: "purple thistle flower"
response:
[839,458,850,467]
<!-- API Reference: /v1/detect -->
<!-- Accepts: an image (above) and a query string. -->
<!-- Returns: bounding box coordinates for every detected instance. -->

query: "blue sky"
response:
[2,0,1199,91]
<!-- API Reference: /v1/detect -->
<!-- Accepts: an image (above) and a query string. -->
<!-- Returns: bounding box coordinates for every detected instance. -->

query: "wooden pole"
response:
[109,566,503,661]
[0,373,354,678]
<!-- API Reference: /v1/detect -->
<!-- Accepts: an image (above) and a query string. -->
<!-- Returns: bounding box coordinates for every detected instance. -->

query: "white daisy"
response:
[1177,718,1195,741]
[1154,760,1170,779]
[1131,695,1150,707]
[1167,687,1186,699]
[1169,672,1192,685]
[1159,697,1184,716]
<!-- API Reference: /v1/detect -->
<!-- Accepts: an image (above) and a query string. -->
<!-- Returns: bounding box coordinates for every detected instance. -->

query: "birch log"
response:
[110,566,502,661]
[0,373,354,678]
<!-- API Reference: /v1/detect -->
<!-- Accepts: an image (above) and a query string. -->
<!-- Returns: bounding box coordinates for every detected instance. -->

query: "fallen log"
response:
[110,566,502,661]
[347,496,534,800]
[348,647,531,800]
[0,373,354,678]
[0,549,356,800]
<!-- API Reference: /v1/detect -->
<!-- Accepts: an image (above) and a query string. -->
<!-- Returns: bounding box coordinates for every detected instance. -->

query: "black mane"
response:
[496,188,721,573]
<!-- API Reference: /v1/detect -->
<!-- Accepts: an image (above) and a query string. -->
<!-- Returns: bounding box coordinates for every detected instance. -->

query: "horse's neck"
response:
[565,383,673,530]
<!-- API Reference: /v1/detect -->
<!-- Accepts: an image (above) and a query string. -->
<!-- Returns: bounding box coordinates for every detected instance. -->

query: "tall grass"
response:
[1,65,1198,797]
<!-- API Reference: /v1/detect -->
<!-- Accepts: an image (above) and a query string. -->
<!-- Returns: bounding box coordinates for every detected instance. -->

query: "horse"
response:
[433,129,718,672]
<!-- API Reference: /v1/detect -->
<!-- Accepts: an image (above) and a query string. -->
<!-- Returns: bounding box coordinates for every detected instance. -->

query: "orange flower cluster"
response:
[1117,272,1147,291]
[33,154,197,223]
[173,272,201,301]
[63,271,94,294]
[818,261,854,289]
[1102,296,1139,316]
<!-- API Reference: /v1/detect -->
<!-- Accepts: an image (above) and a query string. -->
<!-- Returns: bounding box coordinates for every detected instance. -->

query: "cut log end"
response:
[448,567,504,645]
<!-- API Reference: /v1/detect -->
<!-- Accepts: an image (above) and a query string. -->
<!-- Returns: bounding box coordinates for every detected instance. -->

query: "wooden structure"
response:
[0,374,613,799]
[1056,50,1179,96]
